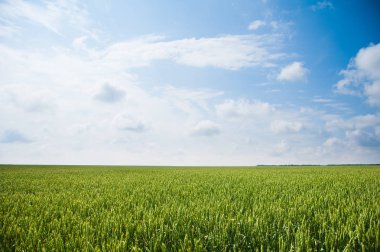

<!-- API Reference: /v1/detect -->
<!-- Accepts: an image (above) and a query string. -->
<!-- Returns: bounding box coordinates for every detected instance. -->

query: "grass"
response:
[1,165,379,251]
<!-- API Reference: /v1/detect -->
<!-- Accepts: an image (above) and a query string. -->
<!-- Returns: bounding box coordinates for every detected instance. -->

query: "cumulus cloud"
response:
[346,129,380,148]
[94,83,125,103]
[248,20,291,32]
[311,1,334,11]
[323,113,380,153]
[336,43,380,106]
[248,20,266,30]
[375,126,380,136]
[326,114,380,132]
[323,137,341,147]
[0,129,30,143]
[1,1,378,165]
[346,115,380,149]
[277,62,309,82]
[270,120,303,134]
[191,120,220,137]
[351,114,380,129]
[274,140,290,154]
[113,114,147,133]
[216,99,274,119]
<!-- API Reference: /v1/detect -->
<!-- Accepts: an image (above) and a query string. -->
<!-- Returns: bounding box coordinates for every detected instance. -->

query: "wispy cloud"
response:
[0,0,96,37]
[158,86,223,115]
[0,21,19,37]
[0,1,378,165]
[313,98,334,103]
[0,0,63,35]
[311,1,334,11]
[102,34,285,70]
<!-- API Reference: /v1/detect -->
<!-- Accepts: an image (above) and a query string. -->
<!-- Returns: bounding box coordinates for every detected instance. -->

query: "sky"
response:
[0,0,380,165]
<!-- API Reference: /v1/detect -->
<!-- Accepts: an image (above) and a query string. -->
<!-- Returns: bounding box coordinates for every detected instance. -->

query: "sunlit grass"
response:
[1,165,379,251]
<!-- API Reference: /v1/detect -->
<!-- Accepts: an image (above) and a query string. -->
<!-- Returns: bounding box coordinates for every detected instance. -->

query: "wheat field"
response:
[1,165,379,251]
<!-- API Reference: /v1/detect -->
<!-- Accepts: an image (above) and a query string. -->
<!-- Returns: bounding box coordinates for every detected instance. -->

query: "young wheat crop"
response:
[0,165,379,251]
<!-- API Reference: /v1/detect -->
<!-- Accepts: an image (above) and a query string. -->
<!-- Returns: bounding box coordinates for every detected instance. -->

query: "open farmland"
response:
[0,165,379,251]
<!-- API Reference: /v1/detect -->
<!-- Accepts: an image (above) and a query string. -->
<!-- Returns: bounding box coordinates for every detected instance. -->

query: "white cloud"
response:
[277,62,309,82]
[346,129,380,148]
[0,87,57,113]
[0,129,30,143]
[323,113,380,155]
[375,126,380,136]
[365,82,380,105]
[336,43,380,105]
[355,45,380,78]
[113,113,147,133]
[335,70,362,96]
[159,86,223,115]
[248,20,266,30]
[191,120,220,137]
[102,34,285,70]
[313,97,334,103]
[274,140,290,154]
[311,1,334,11]
[216,99,274,119]
[94,83,125,103]
[323,137,341,147]
[270,120,303,134]
[248,20,291,32]
[0,0,96,37]
[351,114,380,129]
[72,36,88,49]
[325,113,380,136]
[0,0,62,34]
[0,23,18,37]
[0,1,378,165]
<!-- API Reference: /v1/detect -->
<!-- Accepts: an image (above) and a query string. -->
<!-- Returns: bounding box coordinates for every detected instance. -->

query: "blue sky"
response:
[0,0,379,165]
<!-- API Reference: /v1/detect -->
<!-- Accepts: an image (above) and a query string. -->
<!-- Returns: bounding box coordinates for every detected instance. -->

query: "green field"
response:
[0,165,379,251]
